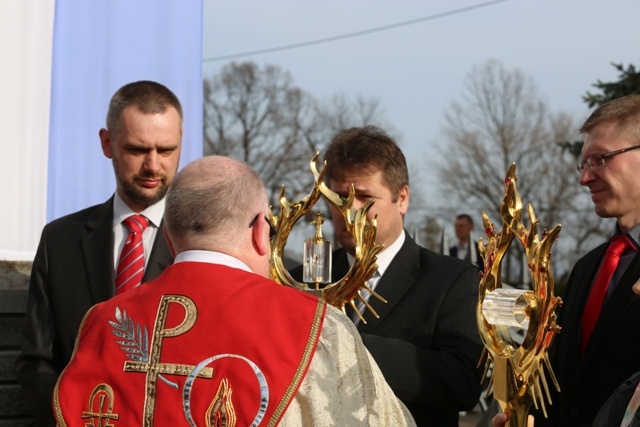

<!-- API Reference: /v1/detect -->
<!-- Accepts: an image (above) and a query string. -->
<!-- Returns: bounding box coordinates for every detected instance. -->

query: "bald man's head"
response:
[164,156,267,253]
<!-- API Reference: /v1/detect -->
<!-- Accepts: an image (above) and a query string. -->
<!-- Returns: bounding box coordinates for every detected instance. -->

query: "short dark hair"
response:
[106,80,183,136]
[455,214,474,225]
[580,95,640,143]
[323,125,408,200]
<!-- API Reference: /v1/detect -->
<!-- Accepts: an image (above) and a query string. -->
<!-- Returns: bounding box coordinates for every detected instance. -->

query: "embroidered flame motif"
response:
[206,379,236,427]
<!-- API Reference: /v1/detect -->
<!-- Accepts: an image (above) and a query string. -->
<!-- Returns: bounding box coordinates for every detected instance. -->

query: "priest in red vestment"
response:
[53,155,415,427]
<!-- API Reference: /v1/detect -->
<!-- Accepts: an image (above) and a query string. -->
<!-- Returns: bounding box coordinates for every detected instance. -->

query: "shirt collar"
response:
[619,223,640,250]
[112,192,165,229]
[457,241,469,251]
[347,230,406,277]
[174,250,253,273]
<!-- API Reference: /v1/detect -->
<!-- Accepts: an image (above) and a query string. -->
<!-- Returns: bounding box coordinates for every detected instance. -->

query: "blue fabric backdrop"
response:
[47,0,203,221]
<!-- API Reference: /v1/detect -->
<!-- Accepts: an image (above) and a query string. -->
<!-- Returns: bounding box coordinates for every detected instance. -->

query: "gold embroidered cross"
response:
[123,295,213,426]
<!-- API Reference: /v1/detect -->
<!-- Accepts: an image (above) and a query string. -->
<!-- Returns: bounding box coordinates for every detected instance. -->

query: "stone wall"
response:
[0,261,34,426]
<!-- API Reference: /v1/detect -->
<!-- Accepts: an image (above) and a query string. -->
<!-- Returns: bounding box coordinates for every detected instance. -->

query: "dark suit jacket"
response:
[15,197,172,427]
[449,241,481,269]
[592,371,640,427]
[538,242,640,426]
[292,232,483,426]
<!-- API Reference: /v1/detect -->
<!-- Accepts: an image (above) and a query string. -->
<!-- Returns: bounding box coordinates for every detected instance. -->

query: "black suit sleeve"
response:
[360,262,483,411]
[15,200,172,427]
[15,226,60,427]
[592,371,640,427]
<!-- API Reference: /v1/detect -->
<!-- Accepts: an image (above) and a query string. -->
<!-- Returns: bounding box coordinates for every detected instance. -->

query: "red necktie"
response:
[580,235,635,354]
[116,215,149,295]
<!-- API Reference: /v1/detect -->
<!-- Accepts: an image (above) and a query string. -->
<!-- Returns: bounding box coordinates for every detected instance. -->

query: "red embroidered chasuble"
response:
[53,262,326,427]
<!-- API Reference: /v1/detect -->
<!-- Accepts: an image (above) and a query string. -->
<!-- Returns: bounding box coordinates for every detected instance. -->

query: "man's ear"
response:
[99,128,113,159]
[163,226,177,258]
[398,185,410,215]
[251,216,270,257]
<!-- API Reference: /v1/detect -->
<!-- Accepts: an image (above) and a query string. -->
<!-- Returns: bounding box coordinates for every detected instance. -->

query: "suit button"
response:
[569,407,578,417]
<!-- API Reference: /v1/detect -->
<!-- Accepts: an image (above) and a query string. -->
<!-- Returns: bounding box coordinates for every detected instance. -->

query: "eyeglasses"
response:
[249,213,277,241]
[577,144,640,172]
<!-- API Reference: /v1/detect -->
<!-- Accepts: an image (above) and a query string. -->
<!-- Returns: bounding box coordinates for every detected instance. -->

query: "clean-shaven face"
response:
[579,122,640,231]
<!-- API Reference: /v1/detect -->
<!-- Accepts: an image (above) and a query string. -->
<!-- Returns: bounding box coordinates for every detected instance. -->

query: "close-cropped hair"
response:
[106,80,184,136]
[456,214,474,225]
[580,95,640,143]
[324,125,409,199]
[164,159,265,244]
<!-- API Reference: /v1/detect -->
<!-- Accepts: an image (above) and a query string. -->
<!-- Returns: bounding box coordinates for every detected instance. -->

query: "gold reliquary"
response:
[267,153,385,323]
[477,164,562,427]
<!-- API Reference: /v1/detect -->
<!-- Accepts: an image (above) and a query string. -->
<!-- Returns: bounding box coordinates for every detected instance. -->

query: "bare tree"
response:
[436,59,609,283]
[204,61,319,204]
[313,93,396,133]
[204,62,399,205]
[204,61,402,259]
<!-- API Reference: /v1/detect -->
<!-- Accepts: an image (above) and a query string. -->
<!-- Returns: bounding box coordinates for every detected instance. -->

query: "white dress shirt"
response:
[112,193,165,272]
[348,231,406,323]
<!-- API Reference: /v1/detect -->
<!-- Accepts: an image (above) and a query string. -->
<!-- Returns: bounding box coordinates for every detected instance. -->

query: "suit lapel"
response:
[144,219,173,282]
[80,198,173,305]
[553,244,603,389]
[562,246,604,340]
[82,197,116,303]
[358,234,419,332]
[579,250,640,371]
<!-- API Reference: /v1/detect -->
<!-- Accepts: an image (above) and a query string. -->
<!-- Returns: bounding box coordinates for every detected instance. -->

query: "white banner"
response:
[0,0,55,260]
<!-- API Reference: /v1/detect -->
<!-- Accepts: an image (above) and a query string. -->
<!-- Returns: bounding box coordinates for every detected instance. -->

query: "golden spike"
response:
[267,153,385,317]
[477,163,562,427]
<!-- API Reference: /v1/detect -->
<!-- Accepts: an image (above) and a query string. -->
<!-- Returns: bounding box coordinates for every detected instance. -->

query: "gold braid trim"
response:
[267,297,326,426]
[53,304,99,427]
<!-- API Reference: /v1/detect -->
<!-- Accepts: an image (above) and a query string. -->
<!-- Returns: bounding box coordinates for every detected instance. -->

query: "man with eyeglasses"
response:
[52,155,415,426]
[529,95,640,427]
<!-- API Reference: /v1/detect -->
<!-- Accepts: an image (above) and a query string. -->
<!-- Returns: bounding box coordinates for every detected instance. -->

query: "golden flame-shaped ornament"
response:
[477,163,562,427]
[268,153,385,322]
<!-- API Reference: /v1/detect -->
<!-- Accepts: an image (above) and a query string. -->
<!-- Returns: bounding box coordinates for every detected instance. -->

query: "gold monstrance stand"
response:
[477,164,562,427]
[267,153,386,323]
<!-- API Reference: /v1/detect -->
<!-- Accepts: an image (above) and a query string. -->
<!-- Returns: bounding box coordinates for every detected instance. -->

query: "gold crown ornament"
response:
[268,153,385,323]
[477,164,562,427]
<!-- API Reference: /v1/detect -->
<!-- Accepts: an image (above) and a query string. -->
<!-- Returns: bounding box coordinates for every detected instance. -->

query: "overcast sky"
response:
[202,0,639,232]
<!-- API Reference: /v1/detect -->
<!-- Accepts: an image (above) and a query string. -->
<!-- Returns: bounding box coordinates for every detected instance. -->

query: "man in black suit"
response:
[530,94,640,427]
[292,126,483,426]
[449,213,481,269]
[15,80,183,426]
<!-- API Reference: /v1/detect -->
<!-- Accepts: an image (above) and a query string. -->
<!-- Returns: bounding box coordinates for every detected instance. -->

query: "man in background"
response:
[292,126,483,426]
[16,80,183,426]
[450,213,481,268]
[53,155,415,426]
